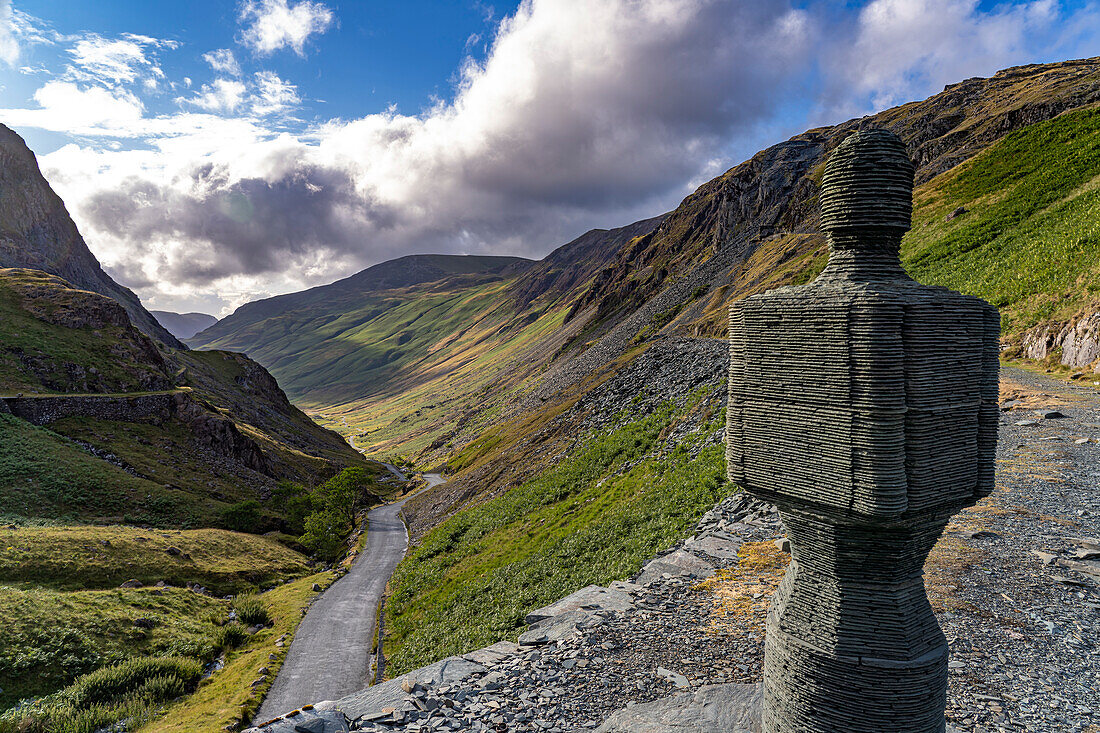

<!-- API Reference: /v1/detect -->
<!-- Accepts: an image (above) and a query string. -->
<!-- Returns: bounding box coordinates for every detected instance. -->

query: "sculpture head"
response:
[820,128,914,250]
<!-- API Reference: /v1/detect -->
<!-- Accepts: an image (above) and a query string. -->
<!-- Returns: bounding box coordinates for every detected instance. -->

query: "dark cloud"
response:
[84,160,397,285]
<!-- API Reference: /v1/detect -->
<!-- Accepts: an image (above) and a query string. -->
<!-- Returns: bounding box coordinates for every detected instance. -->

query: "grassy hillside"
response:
[0,525,310,594]
[0,268,380,530]
[0,521,329,728]
[385,339,733,673]
[0,413,216,527]
[0,269,169,394]
[901,104,1100,335]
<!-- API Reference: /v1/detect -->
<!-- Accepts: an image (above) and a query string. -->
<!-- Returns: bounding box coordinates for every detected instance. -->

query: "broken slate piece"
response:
[595,682,762,733]
[524,585,634,625]
[635,550,715,586]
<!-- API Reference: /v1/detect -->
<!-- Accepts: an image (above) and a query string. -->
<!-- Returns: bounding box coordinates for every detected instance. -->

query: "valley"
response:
[1,50,1100,733]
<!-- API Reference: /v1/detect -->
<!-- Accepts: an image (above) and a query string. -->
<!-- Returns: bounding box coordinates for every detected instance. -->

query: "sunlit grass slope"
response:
[384,400,732,674]
[902,104,1100,334]
[0,525,310,594]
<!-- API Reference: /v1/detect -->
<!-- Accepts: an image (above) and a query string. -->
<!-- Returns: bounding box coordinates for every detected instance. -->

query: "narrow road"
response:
[256,470,444,719]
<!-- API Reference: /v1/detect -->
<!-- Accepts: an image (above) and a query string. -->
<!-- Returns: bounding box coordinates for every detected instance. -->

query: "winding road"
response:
[256,468,444,720]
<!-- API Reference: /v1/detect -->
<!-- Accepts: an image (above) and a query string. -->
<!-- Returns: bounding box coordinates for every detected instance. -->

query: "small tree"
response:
[316,467,375,529]
[300,509,349,561]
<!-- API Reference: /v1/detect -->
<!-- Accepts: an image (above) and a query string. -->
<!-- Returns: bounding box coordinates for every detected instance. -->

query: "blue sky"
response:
[1,0,1098,315]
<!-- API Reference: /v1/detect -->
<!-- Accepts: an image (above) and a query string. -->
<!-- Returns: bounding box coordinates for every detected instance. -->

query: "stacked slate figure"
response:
[726,128,999,732]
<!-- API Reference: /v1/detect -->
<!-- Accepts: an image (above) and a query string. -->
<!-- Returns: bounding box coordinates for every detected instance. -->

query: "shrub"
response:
[220,500,262,533]
[134,674,186,703]
[213,622,248,651]
[66,656,202,709]
[232,594,271,626]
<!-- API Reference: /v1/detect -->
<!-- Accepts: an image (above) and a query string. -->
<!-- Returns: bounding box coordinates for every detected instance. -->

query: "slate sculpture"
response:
[726,128,999,732]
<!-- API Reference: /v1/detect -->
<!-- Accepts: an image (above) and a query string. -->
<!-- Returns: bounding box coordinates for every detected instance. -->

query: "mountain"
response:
[152,310,218,339]
[0,124,182,348]
[195,60,1100,469]
[188,223,662,456]
[192,254,534,347]
[0,125,374,529]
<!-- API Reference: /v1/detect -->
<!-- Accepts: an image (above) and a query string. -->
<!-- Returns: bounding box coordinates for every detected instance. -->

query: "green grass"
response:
[0,585,223,710]
[1,656,204,733]
[0,549,325,731]
[902,105,1100,334]
[144,572,332,733]
[0,413,215,527]
[384,404,732,674]
[0,525,310,594]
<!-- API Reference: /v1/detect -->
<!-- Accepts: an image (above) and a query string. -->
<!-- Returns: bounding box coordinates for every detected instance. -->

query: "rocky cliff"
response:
[0,124,182,347]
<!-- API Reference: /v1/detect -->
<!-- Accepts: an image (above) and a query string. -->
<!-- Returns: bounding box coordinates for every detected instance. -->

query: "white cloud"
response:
[203,48,241,76]
[69,34,172,86]
[179,78,249,112]
[820,0,1100,117]
[0,81,144,134]
[0,0,18,65]
[252,70,300,115]
[238,0,334,56]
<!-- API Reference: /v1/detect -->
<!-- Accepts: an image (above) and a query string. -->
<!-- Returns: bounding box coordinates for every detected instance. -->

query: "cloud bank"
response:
[2,0,1099,314]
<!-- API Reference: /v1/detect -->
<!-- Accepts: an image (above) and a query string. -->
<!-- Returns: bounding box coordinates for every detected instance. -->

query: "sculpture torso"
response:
[726,129,999,733]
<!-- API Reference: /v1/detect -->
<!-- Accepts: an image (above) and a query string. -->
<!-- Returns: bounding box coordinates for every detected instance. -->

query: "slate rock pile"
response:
[727,129,999,731]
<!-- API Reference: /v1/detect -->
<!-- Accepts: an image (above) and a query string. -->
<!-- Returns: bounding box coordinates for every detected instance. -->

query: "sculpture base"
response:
[763,625,947,732]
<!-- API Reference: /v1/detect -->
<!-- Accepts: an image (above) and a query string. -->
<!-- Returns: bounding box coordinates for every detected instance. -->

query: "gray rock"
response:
[462,640,521,666]
[525,585,634,625]
[337,656,486,719]
[249,709,349,733]
[656,666,690,688]
[595,683,762,732]
[773,537,791,554]
[688,532,743,560]
[635,550,715,586]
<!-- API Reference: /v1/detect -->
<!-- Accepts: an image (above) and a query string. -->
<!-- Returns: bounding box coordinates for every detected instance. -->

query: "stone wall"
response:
[1,392,175,425]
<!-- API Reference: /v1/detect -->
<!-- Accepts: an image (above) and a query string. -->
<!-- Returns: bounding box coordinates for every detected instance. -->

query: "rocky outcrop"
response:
[1021,310,1100,370]
[171,391,270,473]
[1,389,270,473]
[1,268,173,392]
[0,125,182,347]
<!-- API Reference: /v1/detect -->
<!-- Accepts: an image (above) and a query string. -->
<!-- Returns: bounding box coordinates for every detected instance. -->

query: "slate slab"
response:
[247,709,349,733]
[335,656,486,719]
[462,640,521,666]
[635,550,715,586]
[595,682,762,732]
[687,531,743,560]
[524,585,634,625]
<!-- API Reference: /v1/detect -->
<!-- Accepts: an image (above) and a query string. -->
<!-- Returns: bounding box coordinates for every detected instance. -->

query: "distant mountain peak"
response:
[151,310,218,340]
